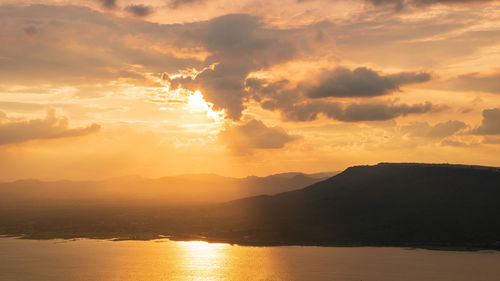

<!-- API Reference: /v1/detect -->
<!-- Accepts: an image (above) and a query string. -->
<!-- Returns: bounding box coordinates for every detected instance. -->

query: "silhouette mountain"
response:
[191,163,500,248]
[1,163,498,249]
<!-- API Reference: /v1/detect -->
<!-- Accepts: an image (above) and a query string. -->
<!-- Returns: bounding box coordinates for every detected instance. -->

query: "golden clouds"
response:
[0,1,500,180]
[219,119,299,155]
[0,109,100,145]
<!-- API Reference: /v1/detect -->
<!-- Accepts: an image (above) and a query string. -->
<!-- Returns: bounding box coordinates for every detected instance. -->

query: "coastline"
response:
[2,233,498,252]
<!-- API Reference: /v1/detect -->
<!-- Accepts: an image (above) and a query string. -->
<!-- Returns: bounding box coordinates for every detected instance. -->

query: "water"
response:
[0,238,499,281]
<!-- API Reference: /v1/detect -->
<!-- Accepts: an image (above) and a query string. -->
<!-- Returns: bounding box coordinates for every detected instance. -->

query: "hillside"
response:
[189,163,500,248]
[1,163,499,250]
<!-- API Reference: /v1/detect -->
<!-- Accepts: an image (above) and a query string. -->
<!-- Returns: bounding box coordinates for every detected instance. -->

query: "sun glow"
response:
[186,90,225,122]
[145,75,226,125]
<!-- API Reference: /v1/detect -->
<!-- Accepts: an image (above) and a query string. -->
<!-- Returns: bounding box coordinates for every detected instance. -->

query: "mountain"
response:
[1,163,498,250]
[0,172,335,206]
[185,163,500,248]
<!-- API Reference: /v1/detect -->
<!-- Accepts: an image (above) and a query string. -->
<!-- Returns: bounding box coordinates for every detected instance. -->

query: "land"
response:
[1,163,499,250]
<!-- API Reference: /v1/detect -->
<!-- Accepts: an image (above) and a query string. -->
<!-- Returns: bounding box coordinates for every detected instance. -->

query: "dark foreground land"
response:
[1,163,499,250]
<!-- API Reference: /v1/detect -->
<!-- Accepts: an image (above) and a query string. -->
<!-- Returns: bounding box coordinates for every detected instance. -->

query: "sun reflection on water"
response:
[176,241,231,281]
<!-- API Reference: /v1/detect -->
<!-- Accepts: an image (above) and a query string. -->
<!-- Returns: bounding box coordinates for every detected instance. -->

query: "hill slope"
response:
[1,163,498,249]
[194,163,500,248]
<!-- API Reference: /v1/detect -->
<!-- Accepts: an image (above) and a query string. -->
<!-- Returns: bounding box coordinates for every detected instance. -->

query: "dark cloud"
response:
[125,4,154,17]
[470,108,500,135]
[169,14,327,119]
[306,67,431,98]
[274,100,436,122]
[0,109,101,145]
[402,120,467,138]
[219,119,299,154]
[99,0,117,10]
[335,101,435,122]
[247,73,436,122]
[169,0,205,9]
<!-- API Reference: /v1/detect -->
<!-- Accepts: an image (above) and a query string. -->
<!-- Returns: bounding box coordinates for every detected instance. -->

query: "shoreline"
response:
[1,234,498,252]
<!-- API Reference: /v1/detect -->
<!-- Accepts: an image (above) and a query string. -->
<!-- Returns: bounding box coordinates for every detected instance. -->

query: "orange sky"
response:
[0,0,500,180]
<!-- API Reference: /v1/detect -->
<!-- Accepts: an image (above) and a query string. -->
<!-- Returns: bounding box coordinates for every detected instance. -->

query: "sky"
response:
[0,0,500,180]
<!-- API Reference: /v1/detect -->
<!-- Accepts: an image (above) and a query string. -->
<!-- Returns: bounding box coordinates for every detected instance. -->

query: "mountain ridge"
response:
[1,163,498,250]
[189,162,500,248]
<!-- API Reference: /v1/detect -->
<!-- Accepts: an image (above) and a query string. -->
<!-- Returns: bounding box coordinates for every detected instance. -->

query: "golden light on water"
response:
[176,241,231,281]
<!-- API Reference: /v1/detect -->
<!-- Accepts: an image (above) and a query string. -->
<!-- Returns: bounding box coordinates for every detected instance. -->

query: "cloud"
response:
[125,4,154,17]
[482,136,500,144]
[335,101,435,122]
[1,6,332,114]
[247,73,437,122]
[435,71,500,94]
[169,0,205,9]
[306,67,431,98]
[278,100,436,122]
[0,109,101,145]
[402,120,467,138]
[367,0,492,9]
[0,5,203,90]
[168,14,330,119]
[219,119,299,154]
[0,4,486,124]
[470,108,500,135]
[440,139,478,147]
[326,9,500,70]
[99,0,117,10]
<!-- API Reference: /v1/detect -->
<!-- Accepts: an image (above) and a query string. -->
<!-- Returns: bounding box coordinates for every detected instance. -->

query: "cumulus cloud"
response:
[247,73,436,122]
[1,6,333,116]
[0,5,477,124]
[306,67,431,98]
[470,108,500,135]
[168,14,333,119]
[402,120,467,138]
[219,119,299,154]
[0,109,101,145]
[125,4,154,17]
[167,15,266,118]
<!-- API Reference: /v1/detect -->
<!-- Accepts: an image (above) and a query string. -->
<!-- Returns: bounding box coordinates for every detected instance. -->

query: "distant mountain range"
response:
[0,171,338,206]
[1,163,499,250]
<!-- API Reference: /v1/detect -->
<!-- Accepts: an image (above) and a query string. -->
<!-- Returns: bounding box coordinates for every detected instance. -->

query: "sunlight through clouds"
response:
[1,1,500,179]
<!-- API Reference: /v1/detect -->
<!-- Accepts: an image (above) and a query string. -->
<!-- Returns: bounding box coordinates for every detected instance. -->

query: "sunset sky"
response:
[1,0,500,180]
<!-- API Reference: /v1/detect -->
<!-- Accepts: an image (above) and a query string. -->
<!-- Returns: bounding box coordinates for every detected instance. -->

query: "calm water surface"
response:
[0,238,499,281]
